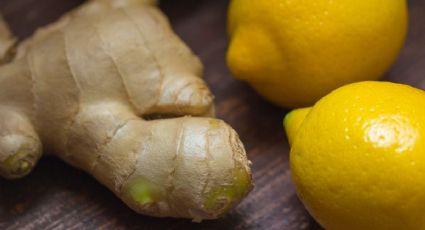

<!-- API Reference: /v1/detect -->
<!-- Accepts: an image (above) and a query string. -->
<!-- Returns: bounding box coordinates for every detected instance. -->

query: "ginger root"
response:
[0,0,252,221]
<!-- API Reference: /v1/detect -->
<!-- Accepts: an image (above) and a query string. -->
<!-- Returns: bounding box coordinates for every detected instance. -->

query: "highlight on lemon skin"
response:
[227,0,408,108]
[286,81,425,230]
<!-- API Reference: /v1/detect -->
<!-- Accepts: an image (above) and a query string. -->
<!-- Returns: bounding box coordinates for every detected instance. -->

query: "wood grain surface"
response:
[0,0,424,229]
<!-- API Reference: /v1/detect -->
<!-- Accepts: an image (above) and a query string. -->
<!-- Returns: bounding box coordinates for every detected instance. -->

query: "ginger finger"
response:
[0,108,42,179]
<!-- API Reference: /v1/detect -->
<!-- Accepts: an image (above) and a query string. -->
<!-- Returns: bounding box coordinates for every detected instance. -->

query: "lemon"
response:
[227,0,408,108]
[284,81,425,230]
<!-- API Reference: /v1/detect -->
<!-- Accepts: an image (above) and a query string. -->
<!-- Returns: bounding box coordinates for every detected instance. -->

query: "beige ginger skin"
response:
[0,0,252,221]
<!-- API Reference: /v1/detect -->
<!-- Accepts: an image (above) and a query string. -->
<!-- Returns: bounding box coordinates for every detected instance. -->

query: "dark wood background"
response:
[0,0,423,229]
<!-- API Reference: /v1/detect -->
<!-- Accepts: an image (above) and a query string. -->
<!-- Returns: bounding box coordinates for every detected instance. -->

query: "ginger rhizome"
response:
[0,0,252,221]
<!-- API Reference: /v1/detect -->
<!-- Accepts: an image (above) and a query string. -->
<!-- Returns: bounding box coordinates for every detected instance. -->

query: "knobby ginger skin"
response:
[0,0,252,221]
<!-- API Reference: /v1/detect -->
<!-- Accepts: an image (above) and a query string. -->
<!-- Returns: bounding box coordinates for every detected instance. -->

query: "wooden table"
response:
[0,0,424,229]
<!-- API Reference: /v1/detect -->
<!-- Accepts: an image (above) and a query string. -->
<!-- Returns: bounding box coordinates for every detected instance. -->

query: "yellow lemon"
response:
[284,81,425,230]
[227,0,408,108]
